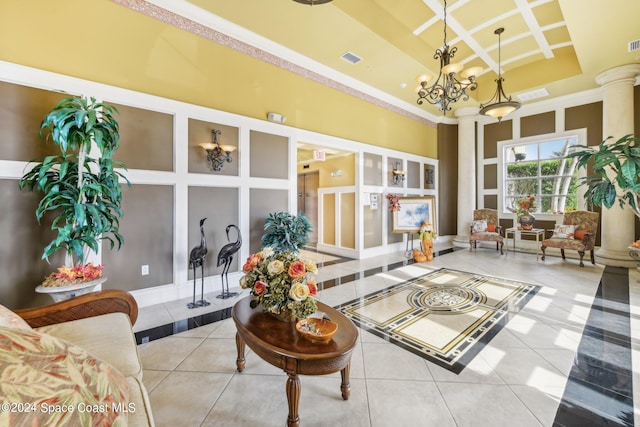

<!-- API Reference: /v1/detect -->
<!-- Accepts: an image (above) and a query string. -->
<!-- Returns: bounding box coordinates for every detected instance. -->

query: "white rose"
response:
[261,247,274,258]
[267,260,284,275]
[289,282,310,301]
[303,259,318,274]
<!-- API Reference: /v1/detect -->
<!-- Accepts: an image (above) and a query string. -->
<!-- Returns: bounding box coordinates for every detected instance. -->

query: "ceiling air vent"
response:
[517,88,549,102]
[340,51,362,65]
[629,39,640,52]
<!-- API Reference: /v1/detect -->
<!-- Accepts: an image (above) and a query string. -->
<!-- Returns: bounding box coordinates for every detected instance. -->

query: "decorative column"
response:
[594,64,640,268]
[453,107,479,247]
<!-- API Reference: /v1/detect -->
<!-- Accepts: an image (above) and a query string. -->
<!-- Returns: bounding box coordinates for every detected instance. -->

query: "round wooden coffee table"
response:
[232,297,358,427]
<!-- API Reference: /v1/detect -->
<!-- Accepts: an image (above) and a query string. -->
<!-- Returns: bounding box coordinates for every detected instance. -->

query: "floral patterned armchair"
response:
[469,209,504,255]
[541,210,599,267]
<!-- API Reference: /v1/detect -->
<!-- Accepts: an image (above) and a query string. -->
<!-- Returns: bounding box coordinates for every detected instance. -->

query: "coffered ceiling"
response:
[153,0,639,121]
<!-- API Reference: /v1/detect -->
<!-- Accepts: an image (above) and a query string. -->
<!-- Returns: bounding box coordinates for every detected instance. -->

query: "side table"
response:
[505,227,545,260]
[232,297,358,427]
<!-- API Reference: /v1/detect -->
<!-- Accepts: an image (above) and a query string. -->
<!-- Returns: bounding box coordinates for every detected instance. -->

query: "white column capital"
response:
[595,64,640,87]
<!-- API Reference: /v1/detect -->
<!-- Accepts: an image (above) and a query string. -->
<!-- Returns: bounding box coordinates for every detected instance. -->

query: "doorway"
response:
[297,171,319,245]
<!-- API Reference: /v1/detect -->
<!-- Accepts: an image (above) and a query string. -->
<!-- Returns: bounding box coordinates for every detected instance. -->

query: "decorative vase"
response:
[266,307,297,323]
[35,277,107,303]
[519,210,535,230]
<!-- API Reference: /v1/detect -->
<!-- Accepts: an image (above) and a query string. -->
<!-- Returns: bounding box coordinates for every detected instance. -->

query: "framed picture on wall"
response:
[391,196,437,234]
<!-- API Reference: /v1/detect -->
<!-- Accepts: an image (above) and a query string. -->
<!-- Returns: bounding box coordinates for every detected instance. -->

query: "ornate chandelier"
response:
[416,0,481,113]
[479,28,521,121]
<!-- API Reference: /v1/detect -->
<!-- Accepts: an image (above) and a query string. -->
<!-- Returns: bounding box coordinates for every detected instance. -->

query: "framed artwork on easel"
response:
[391,196,437,234]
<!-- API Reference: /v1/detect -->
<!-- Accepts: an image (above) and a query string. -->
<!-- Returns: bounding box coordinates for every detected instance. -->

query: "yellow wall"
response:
[0,0,437,158]
[297,154,356,187]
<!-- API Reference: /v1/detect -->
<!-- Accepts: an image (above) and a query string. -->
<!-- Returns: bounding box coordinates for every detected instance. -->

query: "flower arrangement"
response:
[386,193,400,211]
[240,248,318,320]
[516,195,536,213]
[41,263,104,287]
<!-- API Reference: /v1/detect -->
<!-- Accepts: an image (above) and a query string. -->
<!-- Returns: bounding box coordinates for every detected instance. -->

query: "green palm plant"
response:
[19,96,129,267]
[569,134,640,219]
[262,211,312,253]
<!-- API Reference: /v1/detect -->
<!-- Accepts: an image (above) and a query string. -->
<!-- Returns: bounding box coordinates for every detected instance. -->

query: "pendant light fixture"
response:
[292,0,333,5]
[416,0,481,113]
[479,28,521,121]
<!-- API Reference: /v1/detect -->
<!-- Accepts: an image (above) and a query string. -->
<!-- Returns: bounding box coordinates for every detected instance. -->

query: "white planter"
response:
[35,277,107,302]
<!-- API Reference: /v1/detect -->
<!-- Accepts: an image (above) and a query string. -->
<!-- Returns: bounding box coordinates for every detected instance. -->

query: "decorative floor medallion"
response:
[337,268,541,373]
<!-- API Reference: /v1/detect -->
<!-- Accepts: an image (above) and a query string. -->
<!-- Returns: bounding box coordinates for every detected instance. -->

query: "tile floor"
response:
[134,244,639,427]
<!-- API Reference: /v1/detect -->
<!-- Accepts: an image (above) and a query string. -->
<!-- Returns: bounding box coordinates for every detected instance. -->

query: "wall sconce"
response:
[199,129,237,172]
[392,161,406,185]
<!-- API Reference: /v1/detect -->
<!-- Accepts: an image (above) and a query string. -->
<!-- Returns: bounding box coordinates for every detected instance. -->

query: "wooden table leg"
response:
[285,372,301,427]
[235,332,246,372]
[340,361,351,400]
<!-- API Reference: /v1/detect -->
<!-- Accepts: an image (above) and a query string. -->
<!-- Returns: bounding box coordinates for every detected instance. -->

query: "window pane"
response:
[540,176,578,196]
[541,157,579,176]
[507,144,530,163]
[539,138,577,160]
[539,195,578,214]
[507,161,537,178]
[502,135,581,215]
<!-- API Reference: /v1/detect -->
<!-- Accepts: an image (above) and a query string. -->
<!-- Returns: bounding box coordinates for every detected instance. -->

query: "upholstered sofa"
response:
[1,290,154,426]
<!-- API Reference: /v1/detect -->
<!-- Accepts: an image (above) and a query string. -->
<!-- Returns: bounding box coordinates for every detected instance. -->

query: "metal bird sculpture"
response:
[216,224,242,299]
[188,217,210,308]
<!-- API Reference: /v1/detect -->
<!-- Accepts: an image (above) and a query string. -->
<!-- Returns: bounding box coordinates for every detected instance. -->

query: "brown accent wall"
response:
[189,120,239,175]
[521,112,555,137]
[484,164,497,189]
[103,184,174,291]
[0,82,65,161]
[112,103,174,171]
[484,194,498,209]
[249,189,288,254]
[483,120,512,159]
[250,131,288,179]
[565,102,603,147]
[0,179,65,309]
[437,123,458,236]
[187,186,240,279]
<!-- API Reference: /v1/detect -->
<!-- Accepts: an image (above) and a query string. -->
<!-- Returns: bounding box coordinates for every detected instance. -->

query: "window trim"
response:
[497,129,587,218]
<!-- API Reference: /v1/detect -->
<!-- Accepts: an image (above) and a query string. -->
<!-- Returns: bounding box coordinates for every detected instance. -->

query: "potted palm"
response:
[261,211,312,253]
[569,134,640,219]
[570,134,640,251]
[19,96,128,299]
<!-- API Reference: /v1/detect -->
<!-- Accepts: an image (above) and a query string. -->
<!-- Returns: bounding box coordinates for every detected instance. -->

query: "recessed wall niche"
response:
[363,152,382,186]
[187,186,240,280]
[407,161,420,188]
[250,131,288,179]
[102,184,174,292]
[249,189,288,254]
[189,119,239,176]
[110,102,174,172]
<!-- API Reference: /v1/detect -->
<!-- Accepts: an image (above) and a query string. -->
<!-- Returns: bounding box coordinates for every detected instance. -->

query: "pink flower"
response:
[243,254,261,272]
[288,261,306,279]
[254,280,267,296]
[306,279,318,297]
